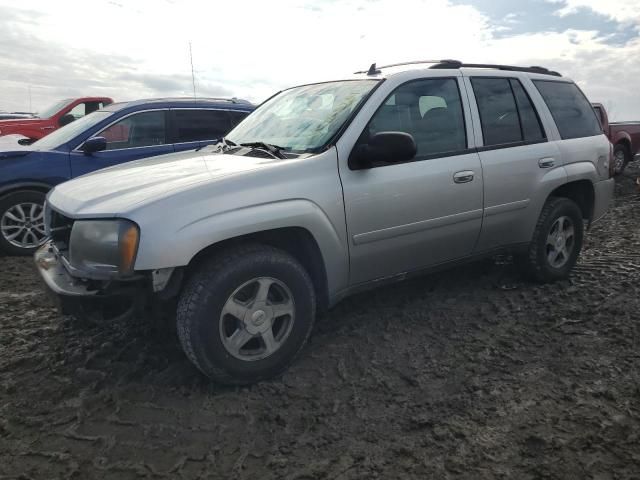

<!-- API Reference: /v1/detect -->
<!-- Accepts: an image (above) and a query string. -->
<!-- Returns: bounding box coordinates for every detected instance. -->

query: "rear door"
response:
[69,109,173,177]
[169,109,233,151]
[464,74,563,251]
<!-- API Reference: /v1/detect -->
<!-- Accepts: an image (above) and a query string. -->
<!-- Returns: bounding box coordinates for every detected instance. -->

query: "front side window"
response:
[226,80,379,153]
[171,109,231,143]
[99,111,166,150]
[364,78,467,160]
[533,80,602,140]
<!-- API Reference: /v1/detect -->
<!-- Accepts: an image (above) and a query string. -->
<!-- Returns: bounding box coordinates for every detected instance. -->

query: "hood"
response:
[48,148,281,217]
[0,118,46,129]
[0,135,36,157]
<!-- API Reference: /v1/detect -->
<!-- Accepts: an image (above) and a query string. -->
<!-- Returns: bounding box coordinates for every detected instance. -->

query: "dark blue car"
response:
[0,97,254,255]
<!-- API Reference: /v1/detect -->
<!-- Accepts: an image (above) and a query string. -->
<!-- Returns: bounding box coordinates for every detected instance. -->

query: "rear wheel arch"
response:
[547,180,595,222]
[185,227,330,313]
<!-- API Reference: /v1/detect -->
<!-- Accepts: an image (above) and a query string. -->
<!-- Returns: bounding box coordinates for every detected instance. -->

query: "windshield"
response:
[226,80,379,153]
[32,111,111,150]
[38,99,73,119]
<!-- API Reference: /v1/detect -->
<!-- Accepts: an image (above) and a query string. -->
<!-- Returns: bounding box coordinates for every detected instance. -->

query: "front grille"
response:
[49,208,74,253]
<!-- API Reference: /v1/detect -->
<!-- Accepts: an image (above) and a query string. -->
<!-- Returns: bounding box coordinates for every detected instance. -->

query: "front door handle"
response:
[41,126,55,130]
[538,157,555,168]
[453,170,475,184]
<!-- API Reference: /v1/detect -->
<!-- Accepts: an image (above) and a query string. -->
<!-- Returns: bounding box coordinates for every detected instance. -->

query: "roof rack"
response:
[430,60,562,77]
[355,59,561,77]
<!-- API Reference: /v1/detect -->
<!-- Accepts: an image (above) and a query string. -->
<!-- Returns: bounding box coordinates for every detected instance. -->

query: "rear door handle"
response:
[538,158,555,168]
[41,126,55,130]
[453,170,475,184]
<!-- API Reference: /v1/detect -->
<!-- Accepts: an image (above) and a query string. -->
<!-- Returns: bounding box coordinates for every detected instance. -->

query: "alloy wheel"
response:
[0,202,46,249]
[219,277,295,361]
[545,215,575,268]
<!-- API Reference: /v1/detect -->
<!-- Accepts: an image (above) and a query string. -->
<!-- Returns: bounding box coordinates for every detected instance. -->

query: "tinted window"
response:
[365,78,467,160]
[228,110,249,128]
[510,79,545,142]
[471,78,521,146]
[100,111,166,150]
[533,80,602,139]
[172,109,231,143]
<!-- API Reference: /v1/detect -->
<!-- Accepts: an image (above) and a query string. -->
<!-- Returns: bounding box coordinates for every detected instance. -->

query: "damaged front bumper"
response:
[34,241,149,315]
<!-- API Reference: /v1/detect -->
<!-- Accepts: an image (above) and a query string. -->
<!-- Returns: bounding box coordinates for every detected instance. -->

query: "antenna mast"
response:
[189,41,197,101]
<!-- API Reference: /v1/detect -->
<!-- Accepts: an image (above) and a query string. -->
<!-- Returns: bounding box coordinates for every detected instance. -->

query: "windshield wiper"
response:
[239,141,286,159]
[195,137,237,152]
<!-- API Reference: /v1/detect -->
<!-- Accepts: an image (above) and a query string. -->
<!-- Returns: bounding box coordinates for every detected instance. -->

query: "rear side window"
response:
[171,109,231,143]
[533,80,602,140]
[471,77,545,147]
[510,80,545,142]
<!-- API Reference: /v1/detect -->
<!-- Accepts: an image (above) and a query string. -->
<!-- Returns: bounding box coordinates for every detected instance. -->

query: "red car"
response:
[592,103,640,175]
[0,97,113,142]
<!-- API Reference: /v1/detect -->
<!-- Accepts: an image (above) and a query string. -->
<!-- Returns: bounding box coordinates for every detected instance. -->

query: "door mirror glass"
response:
[59,113,76,127]
[81,136,107,154]
[351,131,417,169]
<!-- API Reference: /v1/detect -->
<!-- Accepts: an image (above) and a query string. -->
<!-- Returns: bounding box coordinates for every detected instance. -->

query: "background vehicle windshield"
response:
[32,111,111,150]
[226,80,379,152]
[37,99,72,118]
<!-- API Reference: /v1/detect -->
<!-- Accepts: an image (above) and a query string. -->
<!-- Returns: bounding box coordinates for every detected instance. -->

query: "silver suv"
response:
[36,60,614,384]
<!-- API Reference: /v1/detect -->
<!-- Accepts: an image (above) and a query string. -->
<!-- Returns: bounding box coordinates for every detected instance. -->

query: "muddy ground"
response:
[2,164,640,480]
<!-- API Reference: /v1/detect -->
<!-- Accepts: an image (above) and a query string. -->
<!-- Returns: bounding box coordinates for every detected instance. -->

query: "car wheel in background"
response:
[0,190,47,256]
[177,244,316,385]
[613,143,631,176]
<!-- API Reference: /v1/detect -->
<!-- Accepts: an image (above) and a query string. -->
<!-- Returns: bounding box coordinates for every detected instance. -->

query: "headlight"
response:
[69,219,139,275]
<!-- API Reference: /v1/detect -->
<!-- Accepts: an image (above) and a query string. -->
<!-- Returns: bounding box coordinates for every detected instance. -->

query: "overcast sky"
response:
[0,0,638,120]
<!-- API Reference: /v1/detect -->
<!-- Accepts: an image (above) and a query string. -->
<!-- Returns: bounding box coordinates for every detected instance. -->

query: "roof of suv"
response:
[353,59,565,80]
[102,97,254,114]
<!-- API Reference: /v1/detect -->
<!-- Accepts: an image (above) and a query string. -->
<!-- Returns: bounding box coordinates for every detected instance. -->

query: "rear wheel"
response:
[0,190,47,256]
[177,244,316,385]
[613,143,630,175]
[518,197,584,283]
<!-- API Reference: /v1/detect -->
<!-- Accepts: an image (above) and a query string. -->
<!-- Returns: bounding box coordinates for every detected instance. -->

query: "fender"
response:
[0,181,53,198]
[133,198,350,298]
[523,161,597,240]
[612,130,632,149]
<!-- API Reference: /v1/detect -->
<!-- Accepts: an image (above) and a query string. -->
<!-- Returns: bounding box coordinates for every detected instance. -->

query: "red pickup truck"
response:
[0,97,113,143]
[592,103,640,175]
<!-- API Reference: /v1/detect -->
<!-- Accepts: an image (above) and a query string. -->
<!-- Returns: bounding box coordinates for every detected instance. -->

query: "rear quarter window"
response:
[533,80,602,140]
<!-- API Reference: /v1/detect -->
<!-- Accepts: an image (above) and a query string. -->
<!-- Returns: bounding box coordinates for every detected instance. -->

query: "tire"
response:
[0,190,47,256]
[518,197,584,283]
[613,143,630,175]
[177,244,316,385]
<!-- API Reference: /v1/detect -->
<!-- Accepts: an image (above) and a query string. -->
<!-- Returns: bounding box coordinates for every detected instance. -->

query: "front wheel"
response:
[0,190,47,256]
[177,244,316,385]
[517,197,584,283]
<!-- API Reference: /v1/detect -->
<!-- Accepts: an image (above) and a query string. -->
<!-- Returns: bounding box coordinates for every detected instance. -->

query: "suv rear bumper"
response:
[592,178,615,224]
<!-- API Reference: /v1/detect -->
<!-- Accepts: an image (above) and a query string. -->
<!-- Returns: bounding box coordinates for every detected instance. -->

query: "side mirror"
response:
[350,131,417,169]
[81,136,107,154]
[59,114,76,127]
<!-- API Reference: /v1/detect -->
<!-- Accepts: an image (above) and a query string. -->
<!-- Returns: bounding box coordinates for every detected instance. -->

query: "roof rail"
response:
[430,60,562,77]
[354,59,562,77]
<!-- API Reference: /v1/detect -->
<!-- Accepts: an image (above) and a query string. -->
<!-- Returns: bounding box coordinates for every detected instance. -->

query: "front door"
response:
[70,110,174,177]
[338,77,483,285]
